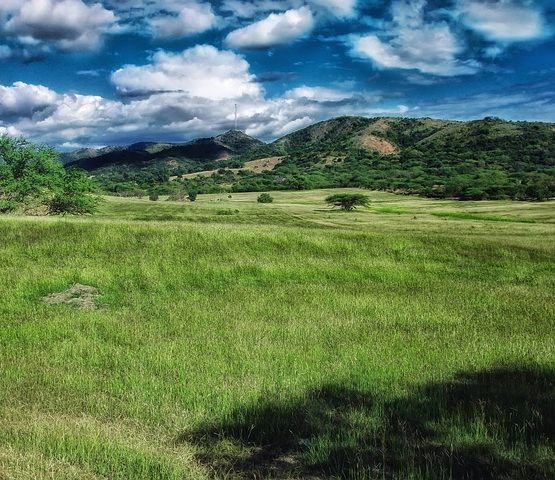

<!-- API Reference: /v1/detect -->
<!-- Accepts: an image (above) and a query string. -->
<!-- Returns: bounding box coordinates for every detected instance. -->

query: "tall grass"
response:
[1,190,554,478]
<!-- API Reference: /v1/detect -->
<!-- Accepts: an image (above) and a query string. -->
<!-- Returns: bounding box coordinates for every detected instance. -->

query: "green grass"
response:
[430,212,537,223]
[1,189,554,479]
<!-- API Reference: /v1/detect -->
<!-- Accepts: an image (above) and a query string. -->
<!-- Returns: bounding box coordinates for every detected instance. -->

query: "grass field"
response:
[1,189,554,479]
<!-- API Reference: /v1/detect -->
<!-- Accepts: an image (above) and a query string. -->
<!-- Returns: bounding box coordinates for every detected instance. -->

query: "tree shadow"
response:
[181,367,555,479]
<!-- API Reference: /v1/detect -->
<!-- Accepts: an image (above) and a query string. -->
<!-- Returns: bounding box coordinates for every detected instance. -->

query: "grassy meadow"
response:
[0,189,554,479]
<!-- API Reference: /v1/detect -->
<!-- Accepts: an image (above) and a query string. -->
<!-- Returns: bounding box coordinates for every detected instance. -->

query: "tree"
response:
[0,135,98,215]
[47,168,99,215]
[325,193,369,211]
[257,193,273,203]
[188,190,198,202]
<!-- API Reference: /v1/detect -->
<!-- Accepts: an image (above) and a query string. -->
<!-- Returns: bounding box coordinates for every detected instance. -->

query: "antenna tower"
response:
[234,103,238,131]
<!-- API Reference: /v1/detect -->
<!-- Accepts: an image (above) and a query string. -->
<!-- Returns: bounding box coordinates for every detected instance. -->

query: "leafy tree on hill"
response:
[0,135,98,215]
[325,193,369,211]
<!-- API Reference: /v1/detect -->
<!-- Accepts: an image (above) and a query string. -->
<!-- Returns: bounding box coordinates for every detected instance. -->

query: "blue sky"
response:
[0,0,554,148]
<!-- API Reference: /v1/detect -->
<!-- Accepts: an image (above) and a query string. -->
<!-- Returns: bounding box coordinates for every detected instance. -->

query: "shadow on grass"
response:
[182,367,555,479]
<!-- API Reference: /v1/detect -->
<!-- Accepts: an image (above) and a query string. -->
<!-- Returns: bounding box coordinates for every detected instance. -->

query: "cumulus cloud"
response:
[0,81,58,119]
[458,0,544,42]
[148,2,218,39]
[0,45,411,146]
[2,0,115,51]
[225,6,314,49]
[351,0,479,76]
[111,45,261,100]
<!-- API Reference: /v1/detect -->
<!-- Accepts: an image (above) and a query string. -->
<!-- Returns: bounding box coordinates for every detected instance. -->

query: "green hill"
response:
[66,117,555,200]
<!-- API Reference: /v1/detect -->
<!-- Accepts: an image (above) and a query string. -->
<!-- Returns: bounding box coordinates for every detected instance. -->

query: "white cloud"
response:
[285,86,357,102]
[0,125,22,136]
[220,0,291,18]
[0,81,58,118]
[2,0,115,51]
[309,0,357,18]
[0,45,413,146]
[459,0,544,42]
[351,0,479,76]
[221,0,357,20]
[225,6,314,49]
[149,2,218,39]
[111,45,261,100]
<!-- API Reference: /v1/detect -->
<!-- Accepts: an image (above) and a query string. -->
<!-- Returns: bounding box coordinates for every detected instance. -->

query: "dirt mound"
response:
[359,134,397,155]
[41,284,99,310]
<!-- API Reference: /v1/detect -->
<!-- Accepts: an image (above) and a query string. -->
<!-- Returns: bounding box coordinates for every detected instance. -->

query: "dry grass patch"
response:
[41,283,99,310]
[358,134,397,155]
[242,156,284,172]
[179,156,284,179]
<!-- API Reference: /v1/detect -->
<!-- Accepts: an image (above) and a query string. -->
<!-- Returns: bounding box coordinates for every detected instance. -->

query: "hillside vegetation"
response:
[69,116,555,201]
[1,190,554,479]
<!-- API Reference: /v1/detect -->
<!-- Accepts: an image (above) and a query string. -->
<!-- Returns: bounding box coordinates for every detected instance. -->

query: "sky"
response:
[0,0,554,149]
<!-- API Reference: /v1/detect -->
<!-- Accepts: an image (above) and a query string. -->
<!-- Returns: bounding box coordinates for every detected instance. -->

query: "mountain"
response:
[64,130,263,171]
[60,145,125,165]
[64,117,555,201]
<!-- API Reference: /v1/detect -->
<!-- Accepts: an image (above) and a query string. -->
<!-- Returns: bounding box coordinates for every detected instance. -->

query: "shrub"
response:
[0,199,16,213]
[149,193,159,201]
[167,192,186,201]
[188,191,198,202]
[257,193,273,203]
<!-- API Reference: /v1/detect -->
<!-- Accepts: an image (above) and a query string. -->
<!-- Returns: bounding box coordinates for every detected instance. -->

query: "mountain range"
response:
[62,116,555,201]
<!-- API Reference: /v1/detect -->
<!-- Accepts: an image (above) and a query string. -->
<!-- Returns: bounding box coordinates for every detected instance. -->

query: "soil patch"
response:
[41,284,99,310]
[358,134,397,155]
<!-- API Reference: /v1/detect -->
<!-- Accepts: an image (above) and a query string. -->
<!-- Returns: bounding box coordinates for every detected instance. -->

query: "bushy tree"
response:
[47,168,99,215]
[0,135,98,215]
[325,193,369,211]
[188,190,198,202]
[257,193,273,203]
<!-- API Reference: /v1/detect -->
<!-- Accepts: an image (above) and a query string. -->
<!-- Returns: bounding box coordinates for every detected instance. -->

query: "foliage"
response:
[257,193,273,203]
[0,135,98,215]
[47,168,99,215]
[148,192,159,201]
[66,117,555,202]
[188,190,198,202]
[325,193,369,210]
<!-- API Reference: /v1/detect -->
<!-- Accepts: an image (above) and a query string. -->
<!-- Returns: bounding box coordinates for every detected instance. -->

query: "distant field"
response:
[1,189,554,479]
